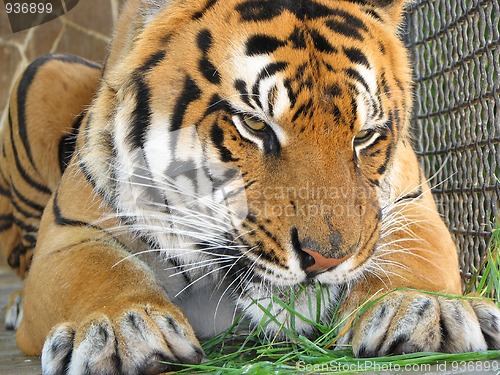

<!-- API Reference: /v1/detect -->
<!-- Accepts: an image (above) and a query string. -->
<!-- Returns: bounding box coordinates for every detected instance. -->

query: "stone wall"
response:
[0,0,125,265]
[0,0,125,133]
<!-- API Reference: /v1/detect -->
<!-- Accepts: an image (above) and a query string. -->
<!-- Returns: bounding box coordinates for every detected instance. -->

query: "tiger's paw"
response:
[41,305,204,375]
[5,290,23,330]
[347,291,500,357]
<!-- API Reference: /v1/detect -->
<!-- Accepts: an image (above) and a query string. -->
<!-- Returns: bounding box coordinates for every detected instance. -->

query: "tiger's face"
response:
[94,0,412,333]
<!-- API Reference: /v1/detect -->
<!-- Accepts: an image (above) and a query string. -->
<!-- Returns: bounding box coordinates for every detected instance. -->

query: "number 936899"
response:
[5,2,53,14]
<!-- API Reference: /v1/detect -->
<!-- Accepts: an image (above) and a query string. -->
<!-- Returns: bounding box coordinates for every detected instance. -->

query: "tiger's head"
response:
[82,0,412,335]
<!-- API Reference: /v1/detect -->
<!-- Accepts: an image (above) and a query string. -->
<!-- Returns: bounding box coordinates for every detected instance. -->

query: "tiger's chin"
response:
[228,252,376,339]
[235,280,342,339]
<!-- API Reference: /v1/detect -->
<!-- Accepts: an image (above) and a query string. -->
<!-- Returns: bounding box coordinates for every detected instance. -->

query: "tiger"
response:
[2,0,500,374]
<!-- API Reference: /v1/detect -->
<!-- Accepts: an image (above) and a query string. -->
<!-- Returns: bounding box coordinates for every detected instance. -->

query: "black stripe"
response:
[53,191,92,227]
[8,111,52,195]
[0,180,10,197]
[203,94,231,117]
[343,47,370,67]
[10,182,45,214]
[329,9,368,32]
[291,99,313,122]
[17,58,46,170]
[238,227,284,266]
[192,0,218,19]
[0,213,14,232]
[77,158,98,191]
[326,16,366,41]
[8,243,29,268]
[345,68,370,92]
[210,122,239,162]
[12,216,38,233]
[395,188,423,203]
[138,50,167,74]
[234,80,255,108]
[364,8,383,22]
[261,62,288,77]
[197,29,213,54]
[292,0,338,19]
[296,63,308,80]
[197,29,221,85]
[331,104,342,121]
[128,51,167,149]
[23,233,36,246]
[0,221,14,232]
[129,77,152,149]
[326,83,342,98]
[283,79,297,108]
[376,126,393,175]
[376,163,387,175]
[349,94,358,130]
[237,0,340,22]
[51,53,101,70]
[58,111,85,174]
[171,75,202,131]
[236,0,285,21]
[380,71,391,98]
[0,213,14,222]
[251,62,288,110]
[386,335,411,355]
[310,29,338,54]
[289,27,307,49]
[245,34,286,56]
[15,54,100,172]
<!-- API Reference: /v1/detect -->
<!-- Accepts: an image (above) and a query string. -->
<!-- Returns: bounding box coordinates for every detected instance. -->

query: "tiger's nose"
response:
[291,227,352,276]
[301,248,352,276]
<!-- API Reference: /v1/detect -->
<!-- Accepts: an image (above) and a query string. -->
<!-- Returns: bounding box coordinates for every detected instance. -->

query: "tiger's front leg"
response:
[18,235,203,375]
[339,148,500,356]
[17,192,203,375]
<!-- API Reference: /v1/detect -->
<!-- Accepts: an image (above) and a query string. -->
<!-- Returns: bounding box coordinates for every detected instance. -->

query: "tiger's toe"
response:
[41,306,204,375]
[470,299,500,349]
[353,291,441,357]
[351,291,499,357]
[5,291,23,330]
[438,297,487,352]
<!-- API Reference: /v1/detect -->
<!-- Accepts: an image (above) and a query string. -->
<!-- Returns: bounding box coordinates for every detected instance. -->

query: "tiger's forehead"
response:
[136,0,409,136]
[215,12,385,130]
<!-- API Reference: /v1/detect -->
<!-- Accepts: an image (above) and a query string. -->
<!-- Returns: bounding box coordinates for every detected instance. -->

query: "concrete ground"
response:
[0,267,41,375]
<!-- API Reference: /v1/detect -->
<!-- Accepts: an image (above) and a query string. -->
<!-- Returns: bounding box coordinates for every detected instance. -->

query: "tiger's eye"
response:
[354,129,374,145]
[243,116,267,131]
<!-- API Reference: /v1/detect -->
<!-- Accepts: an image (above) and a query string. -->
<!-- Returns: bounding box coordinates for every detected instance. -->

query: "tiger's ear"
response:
[350,0,410,26]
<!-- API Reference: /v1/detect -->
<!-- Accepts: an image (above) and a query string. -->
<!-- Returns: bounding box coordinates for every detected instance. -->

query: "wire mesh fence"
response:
[404,0,499,285]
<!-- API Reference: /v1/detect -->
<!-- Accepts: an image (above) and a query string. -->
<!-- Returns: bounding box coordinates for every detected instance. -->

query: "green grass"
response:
[465,221,500,301]
[165,221,500,374]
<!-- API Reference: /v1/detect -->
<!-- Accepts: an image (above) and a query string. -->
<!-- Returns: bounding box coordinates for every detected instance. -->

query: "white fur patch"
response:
[140,0,170,24]
[272,80,292,121]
